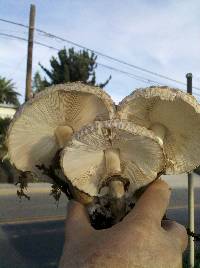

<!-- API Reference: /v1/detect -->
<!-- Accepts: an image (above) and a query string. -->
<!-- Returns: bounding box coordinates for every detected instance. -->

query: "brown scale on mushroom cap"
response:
[118,86,200,174]
[7,82,115,181]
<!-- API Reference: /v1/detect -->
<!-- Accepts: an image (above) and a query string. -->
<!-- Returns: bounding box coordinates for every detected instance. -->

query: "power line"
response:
[2,30,200,93]
[0,32,166,86]
[0,17,196,89]
[36,30,189,87]
[0,32,59,51]
[0,32,27,42]
[0,28,27,34]
[0,18,28,29]
[97,63,163,86]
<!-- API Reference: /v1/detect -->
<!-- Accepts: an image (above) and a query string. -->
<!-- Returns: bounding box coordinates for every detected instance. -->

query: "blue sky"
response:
[0,0,200,103]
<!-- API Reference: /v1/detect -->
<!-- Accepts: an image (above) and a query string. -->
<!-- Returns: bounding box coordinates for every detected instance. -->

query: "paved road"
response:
[0,220,64,268]
[0,174,199,267]
[0,184,67,223]
[0,173,200,223]
[0,206,199,268]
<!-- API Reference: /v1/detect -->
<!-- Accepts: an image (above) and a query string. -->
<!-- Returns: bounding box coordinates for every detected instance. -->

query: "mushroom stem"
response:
[54,125,73,148]
[109,180,125,224]
[150,123,166,145]
[109,180,125,199]
[104,148,121,176]
[104,148,125,200]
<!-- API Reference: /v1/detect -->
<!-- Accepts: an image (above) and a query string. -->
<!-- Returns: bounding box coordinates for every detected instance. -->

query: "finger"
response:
[125,179,171,225]
[65,200,93,239]
[162,220,188,252]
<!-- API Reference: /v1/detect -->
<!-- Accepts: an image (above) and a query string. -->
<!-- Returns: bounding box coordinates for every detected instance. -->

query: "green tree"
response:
[0,117,11,157]
[33,48,111,92]
[0,77,20,183]
[32,71,48,94]
[0,76,20,106]
[0,76,20,156]
[0,117,19,183]
[0,117,13,182]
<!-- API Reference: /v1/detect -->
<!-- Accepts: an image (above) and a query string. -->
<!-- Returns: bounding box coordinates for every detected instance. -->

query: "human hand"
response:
[59,179,188,268]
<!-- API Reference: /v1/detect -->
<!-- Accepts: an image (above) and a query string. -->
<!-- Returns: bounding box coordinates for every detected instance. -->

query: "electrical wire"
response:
[0,32,168,86]
[97,63,163,86]
[0,32,59,51]
[1,30,200,93]
[0,17,196,89]
[0,18,28,29]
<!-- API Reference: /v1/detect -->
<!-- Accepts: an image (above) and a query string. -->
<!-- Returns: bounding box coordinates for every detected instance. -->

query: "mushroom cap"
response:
[61,119,165,197]
[7,82,115,180]
[118,86,200,174]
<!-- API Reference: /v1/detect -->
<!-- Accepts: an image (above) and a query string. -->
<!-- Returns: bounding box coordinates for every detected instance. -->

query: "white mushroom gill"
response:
[150,123,166,146]
[61,119,164,204]
[54,125,74,148]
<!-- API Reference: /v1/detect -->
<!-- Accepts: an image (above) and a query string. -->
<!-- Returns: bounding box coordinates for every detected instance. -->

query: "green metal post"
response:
[186,73,195,267]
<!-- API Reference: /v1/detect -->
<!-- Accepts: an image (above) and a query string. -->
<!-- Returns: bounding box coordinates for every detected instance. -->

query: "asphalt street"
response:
[0,174,199,267]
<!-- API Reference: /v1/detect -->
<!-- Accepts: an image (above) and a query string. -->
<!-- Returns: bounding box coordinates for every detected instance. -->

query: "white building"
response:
[0,103,17,119]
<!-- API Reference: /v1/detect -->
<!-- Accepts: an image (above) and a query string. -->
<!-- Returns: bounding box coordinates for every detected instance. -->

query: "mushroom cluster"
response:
[7,82,200,229]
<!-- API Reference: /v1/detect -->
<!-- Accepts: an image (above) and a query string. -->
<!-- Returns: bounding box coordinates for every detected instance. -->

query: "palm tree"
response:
[0,77,20,183]
[0,76,20,106]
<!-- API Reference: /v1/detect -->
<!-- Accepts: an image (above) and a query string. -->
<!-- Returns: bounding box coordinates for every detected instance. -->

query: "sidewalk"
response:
[0,182,52,195]
[0,173,199,196]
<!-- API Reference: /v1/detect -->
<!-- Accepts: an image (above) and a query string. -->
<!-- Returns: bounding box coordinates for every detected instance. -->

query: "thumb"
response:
[65,200,93,240]
[162,220,188,252]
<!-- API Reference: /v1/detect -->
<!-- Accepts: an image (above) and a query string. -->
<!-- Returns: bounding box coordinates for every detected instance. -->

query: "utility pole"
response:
[25,4,36,101]
[186,73,195,268]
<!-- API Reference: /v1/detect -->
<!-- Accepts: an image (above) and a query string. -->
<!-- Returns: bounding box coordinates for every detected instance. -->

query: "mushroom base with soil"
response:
[36,149,135,229]
[59,119,165,228]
